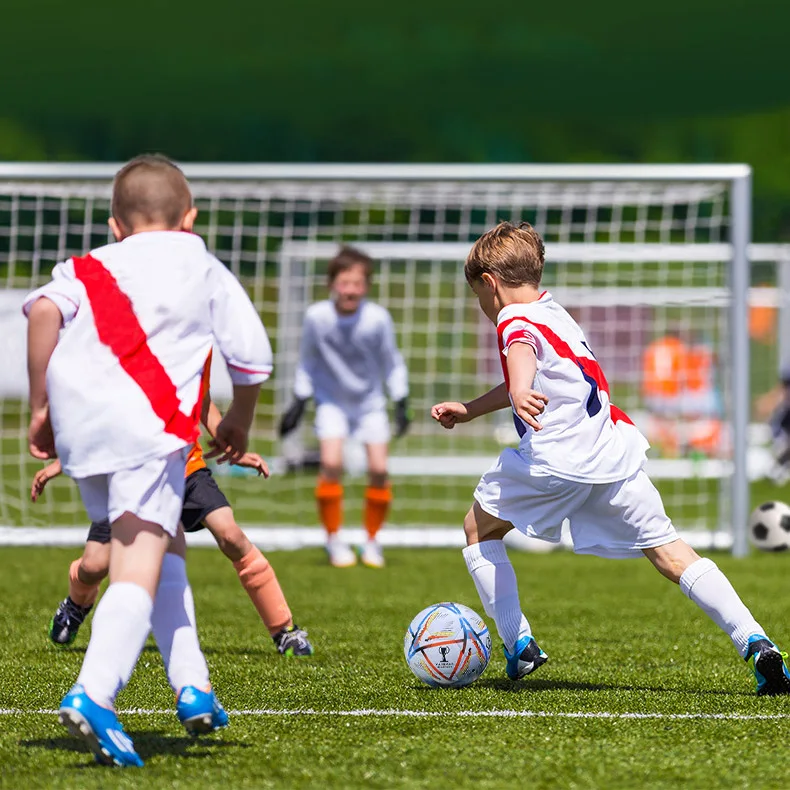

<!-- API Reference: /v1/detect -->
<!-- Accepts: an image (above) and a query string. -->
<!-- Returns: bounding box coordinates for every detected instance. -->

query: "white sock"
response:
[462,540,531,653]
[679,558,764,658]
[151,554,210,693]
[76,582,152,708]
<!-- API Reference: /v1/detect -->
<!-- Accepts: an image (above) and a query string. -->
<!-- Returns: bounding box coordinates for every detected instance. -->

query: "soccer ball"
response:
[748,501,790,551]
[403,602,491,688]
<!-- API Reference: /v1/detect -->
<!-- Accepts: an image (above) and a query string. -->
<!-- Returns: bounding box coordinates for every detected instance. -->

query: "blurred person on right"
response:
[279,246,410,568]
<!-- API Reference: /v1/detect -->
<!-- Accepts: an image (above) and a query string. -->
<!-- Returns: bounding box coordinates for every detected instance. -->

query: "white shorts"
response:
[474,448,678,559]
[315,403,391,444]
[76,449,188,538]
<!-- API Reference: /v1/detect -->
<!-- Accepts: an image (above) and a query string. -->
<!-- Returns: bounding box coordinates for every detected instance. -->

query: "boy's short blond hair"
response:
[465,221,545,287]
[111,154,192,231]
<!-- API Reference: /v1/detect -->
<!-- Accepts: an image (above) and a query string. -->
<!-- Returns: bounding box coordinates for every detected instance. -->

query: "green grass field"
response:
[1,547,789,789]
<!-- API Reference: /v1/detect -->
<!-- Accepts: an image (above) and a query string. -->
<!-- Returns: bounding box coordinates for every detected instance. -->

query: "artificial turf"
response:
[1,546,789,789]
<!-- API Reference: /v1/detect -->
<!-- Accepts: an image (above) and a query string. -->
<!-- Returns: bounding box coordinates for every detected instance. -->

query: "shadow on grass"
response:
[20,730,248,764]
[472,677,744,696]
[50,644,162,656]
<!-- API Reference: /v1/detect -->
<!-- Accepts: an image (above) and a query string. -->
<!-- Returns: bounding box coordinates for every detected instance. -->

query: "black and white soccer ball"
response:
[748,501,790,552]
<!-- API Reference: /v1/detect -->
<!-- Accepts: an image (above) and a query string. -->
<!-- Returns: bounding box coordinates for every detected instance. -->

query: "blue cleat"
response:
[176,686,229,735]
[58,684,143,767]
[504,634,548,681]
[746,634,790,696]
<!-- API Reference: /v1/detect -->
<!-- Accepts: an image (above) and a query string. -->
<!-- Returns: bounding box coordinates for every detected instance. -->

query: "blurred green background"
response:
[3,0,790,239]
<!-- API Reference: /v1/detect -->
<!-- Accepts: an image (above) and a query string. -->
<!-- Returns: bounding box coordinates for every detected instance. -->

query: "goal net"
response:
[0,164,759,554]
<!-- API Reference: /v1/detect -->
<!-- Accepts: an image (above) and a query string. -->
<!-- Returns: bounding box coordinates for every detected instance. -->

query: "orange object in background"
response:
[749,301,777,343]
[642,336,686,399]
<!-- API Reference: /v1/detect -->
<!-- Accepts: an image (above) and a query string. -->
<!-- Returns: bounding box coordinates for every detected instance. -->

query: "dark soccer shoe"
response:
[273,625,314,657]
[746,635,790,696]
[49,597,92,646]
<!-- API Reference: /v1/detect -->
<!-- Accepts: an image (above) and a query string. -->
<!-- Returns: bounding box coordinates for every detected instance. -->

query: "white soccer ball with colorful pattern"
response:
[404,602,492,688]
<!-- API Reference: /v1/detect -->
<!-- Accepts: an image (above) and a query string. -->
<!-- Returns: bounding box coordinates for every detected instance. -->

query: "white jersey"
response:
[294,299,408,412]
[497,294,648,483]
[23,231,272,478]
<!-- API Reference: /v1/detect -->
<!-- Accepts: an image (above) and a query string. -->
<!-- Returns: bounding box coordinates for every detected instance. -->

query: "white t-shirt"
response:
[497,293,648,483]
[293,299,408,413]
[24,231,272,478]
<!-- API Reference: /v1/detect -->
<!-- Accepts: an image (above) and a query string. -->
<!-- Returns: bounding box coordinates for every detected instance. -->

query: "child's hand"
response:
[31,459,63,501]
[431,402,470,430]
[28,407,56,460]
[206,413,250,465]
[511,389,549,431]
[225,451,270,478]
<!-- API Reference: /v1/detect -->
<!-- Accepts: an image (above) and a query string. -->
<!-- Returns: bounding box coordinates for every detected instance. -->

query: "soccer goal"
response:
[0,163,769,556]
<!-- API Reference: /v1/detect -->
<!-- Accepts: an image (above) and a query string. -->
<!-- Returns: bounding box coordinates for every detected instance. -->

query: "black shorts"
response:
[85,467,230,540]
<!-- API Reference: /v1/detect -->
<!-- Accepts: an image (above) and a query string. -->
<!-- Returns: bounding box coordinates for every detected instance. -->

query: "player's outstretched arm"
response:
[506,342,548,432]
[31,459,63,502]
[26,298,63,459]
[431,382,511,430]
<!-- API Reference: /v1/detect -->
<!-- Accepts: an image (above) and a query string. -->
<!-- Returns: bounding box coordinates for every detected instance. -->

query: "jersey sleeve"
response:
[207,258,273,386]
[293,312,317,399]
[380,309,408,401]
[22,260,83,326]
[500,318,540,357]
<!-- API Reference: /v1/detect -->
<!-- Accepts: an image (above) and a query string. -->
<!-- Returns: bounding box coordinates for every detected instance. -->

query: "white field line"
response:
[1,708,789,721]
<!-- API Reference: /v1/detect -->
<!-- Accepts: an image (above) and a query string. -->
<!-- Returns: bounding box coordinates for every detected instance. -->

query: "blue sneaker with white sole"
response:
[176,686,229,735]
[746,634,790,696]
[58,684,143,767]
[504,634,548,681]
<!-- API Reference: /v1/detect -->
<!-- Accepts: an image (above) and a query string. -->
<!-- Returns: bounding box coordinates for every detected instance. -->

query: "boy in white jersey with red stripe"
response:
[24,155,272,766]
[431,221,790,695]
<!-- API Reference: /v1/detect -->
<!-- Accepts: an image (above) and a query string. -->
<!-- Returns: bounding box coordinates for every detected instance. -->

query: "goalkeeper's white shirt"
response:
[498,293,648,483]
[294,299,408,412]
[23,231,272,478]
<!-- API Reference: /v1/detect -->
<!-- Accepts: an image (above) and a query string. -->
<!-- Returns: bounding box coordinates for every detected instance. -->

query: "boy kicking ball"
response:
[35,395,313,658]
[431,221,790,696]
[24,154,273,766]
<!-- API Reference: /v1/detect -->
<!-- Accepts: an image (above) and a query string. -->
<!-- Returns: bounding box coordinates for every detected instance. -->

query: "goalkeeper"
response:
[279,246,410,568]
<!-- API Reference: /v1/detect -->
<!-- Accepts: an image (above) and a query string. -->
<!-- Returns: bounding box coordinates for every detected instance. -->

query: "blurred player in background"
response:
[279,246,410,568]
[432,221,790,695]
[34,390,313,658]
[24,155,273,767]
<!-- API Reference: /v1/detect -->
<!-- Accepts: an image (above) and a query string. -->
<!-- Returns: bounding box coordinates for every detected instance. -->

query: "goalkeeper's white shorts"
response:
[314,402,391,444]
[474,449,677,559]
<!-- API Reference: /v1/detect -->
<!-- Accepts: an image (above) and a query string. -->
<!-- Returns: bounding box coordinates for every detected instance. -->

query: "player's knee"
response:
[643,540,700,584]
[212,523,250,563]
[79,557,109,585]
[463,507,480,546]
[320,465,343,482]
[368,471,388,488]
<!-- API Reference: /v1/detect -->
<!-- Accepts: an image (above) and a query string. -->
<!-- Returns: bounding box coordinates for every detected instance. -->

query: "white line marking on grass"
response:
[2,708,790,721]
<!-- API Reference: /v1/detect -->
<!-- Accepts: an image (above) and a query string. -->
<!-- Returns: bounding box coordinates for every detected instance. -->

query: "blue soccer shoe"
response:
[746,634,790,696]
[58,684,143,767]
[504,634,549,681]
[176,685,229,735]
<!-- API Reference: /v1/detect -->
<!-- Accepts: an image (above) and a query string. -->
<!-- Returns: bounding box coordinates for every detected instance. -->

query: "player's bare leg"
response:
[203,507,313,656]
[360,443,391,568]
[644,538,790,695]
[462,502,548,681]
[317,438,356,567]
[50,539,111,646]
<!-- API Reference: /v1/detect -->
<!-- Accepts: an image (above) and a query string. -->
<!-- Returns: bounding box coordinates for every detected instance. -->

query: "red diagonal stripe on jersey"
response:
[73,254,201,443]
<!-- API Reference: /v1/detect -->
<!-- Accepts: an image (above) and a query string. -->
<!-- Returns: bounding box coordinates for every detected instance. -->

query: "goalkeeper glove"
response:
[394,398,412,439]
[279,397,309,437]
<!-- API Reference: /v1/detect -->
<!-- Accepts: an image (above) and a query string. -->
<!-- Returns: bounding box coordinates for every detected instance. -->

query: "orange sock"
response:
[316,478,343,536]
[233,547,292,635]
[364,485,392,539]
[68,559,101,608]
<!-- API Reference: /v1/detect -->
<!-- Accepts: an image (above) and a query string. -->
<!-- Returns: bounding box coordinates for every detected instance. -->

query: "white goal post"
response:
[0,163,765,556]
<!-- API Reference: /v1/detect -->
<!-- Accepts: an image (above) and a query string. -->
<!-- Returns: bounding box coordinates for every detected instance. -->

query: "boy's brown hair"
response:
[111,154,192,231]
[327,245,374,284]
[465,221,545,287]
